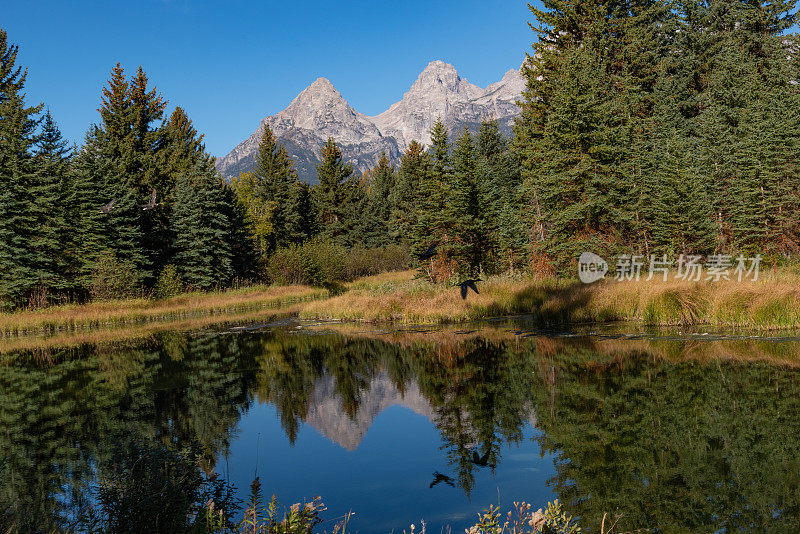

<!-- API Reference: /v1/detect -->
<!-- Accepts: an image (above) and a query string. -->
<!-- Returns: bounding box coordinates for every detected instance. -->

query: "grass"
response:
[3,267,800,346]
[0,284,328,337]
[299,269,800,330]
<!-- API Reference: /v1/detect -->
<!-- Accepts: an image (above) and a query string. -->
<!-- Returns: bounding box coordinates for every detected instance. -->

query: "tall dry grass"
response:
[0,284,327,337]
[299,269,800,329]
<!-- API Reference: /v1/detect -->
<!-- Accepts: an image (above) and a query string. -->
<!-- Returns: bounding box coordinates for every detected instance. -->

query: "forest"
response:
[1,0,799,310]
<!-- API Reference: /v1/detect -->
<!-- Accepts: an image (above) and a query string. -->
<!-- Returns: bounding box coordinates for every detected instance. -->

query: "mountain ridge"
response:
[215,60,525,183]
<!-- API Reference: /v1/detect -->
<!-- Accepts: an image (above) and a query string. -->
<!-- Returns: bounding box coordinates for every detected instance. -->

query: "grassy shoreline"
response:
[3,269,800,342]
[300,270,800,329]
[0,284,328,337]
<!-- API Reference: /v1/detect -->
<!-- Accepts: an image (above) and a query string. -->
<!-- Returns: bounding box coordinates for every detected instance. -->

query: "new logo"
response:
[578,252,608,284]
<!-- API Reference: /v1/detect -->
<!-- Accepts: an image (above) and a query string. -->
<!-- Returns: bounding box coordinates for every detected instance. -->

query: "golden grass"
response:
[0,284,327,337]
[0,304,308,355]
[4,267,800,350]
[299,269,800,329]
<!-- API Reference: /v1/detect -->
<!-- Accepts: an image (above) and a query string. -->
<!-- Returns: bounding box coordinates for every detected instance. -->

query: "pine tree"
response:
[285,180,316,244]
[449,126,487,274]
[0,30,43,308]
[413,119,451,249]
[694,0,800,255]
[31,110,71,299]
[93,63,164,280]
[389,140,428,247]
[231,170,275,257]
[252,124,296,251]
[313,138,353,245]
[339,171,370,247]
[231,124,308,257]
[64,128,116,294]
[515,0,661,271]
[220,179,259,282]
[359,153,395,247]
[476,119,523,271]
[171,162,234,290]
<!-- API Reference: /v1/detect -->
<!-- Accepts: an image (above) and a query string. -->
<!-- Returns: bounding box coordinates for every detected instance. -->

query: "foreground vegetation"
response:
[4,267,800,349]
[0,284,327,337]
[300,270,800,330]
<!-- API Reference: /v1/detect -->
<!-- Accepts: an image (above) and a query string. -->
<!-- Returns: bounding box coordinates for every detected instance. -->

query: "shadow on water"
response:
[2,321,800,532]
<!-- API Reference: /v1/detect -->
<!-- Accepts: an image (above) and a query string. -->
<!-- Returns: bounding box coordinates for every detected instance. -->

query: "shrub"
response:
[267,239,348,286]
[344,245,411,279]
[153,265,184,300]
[268,241,411,286]
[89,252,141,301]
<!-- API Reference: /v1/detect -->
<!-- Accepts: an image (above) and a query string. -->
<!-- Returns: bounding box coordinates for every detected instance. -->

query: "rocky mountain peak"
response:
[215,60,525,182]
[278,77,355,129]
[406,60,483,100]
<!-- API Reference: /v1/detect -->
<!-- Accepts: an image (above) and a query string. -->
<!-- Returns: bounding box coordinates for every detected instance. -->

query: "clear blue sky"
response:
[4,0,537,157]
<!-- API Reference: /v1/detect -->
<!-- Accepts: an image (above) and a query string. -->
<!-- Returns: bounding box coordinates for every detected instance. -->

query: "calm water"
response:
[3,319,800,532]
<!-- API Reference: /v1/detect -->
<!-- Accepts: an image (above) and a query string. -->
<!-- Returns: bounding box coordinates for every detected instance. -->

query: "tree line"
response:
[515,0,800,272]
[2,0,799,307]
[0,29,258,309]
[234,117,527,283]
[227,0,800,282]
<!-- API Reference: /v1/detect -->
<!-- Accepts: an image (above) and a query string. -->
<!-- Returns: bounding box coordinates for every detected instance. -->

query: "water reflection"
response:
[1,323,800,532]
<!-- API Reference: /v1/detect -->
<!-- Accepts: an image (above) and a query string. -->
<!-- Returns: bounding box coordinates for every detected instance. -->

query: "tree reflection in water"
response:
[2,326,800,532]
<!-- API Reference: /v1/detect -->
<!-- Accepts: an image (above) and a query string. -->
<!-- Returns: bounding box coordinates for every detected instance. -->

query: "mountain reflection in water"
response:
[2,321,800,533]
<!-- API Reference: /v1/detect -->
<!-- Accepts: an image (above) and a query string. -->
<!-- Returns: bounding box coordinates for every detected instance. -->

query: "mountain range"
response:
[215,60,525,183]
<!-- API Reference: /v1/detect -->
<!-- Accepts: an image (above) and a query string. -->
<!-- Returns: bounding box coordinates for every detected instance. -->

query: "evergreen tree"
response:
[476,119,524,271]
[93,63,167,280]
[231,170,275,257]
[64,128,116,293]
[313,138,353,245]
[0,30,43,308]
[251,124,296,252]
[359,153,395,247]
[220,179,259,282]
[413,119,451,250]
[170,162,234,290]
[389,140,428,247]
[285,179,316,244]
[449,126,488,274]
[31,110,71,299]
[516,0,662,271]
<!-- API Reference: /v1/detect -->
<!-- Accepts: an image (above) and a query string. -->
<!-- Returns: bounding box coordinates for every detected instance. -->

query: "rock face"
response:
[215,61,525,183]
[371,61,525,151]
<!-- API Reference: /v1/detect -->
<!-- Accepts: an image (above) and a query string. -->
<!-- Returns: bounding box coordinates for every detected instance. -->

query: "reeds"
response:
[3,268,800,344]
[0,284,327,337]
[299,269,800,330]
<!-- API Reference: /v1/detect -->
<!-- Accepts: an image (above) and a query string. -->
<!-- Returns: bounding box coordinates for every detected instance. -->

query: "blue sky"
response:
[4,0,536,156]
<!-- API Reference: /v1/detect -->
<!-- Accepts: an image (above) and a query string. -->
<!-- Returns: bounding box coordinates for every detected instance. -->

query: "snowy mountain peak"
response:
[216,61,525,182]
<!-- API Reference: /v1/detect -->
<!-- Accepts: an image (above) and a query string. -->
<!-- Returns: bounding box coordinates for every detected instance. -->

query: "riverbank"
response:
[0,284,328,337]
[3,268,800,343]
[300,269,800,329]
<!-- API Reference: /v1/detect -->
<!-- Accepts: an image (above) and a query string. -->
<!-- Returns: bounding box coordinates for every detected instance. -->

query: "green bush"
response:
[153,265,184,300]
[344,245,410,279]
[268,241,411,286]
[267,239,348,286]
[89,252,141,301]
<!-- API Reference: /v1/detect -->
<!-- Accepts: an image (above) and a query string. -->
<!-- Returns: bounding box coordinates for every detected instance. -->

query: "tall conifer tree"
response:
[0,30,43,307]
[313,138,353,245]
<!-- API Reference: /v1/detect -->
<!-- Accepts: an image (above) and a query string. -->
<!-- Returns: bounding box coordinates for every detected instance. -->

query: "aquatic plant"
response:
[463,500,580,534]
